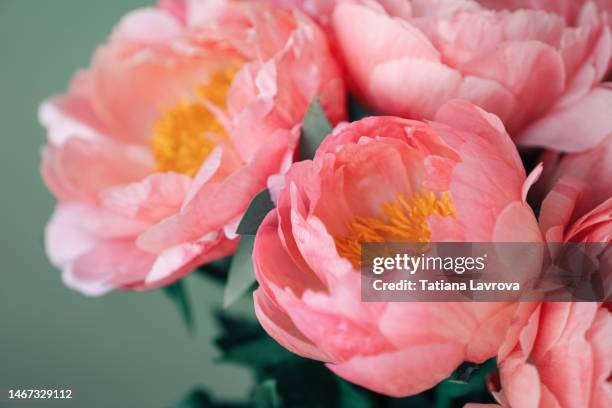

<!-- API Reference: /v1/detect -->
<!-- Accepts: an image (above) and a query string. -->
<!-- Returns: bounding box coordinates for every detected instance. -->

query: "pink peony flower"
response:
[252,101,542,397]
[482,127,612,407]
[266,0,338,27]
[538,132,612,209]
[492,302,612,407]
[539,176,612,244]
[332,0,612,151]
[41,0,345,295]
[537,133,611,244]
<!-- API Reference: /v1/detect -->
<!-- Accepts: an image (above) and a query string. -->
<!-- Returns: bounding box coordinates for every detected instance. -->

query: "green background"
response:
[0,1,251,406]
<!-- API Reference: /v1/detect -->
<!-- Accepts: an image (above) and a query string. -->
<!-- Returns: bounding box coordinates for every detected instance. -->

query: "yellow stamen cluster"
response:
[151,67,237,176]
[334,191,456,267]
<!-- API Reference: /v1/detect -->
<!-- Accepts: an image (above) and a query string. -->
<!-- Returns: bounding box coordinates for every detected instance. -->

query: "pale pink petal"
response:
[138,235,238,290]
[539,176,592,238]
[522,162,544,204]
[332,3,440,103]
[39,99,101,146]
[145,242,204,284]
[45,204,97,272]
[41,138,153,202]
[158,0,187,24]
[101,172,191,223]
[544,134,612,207]
[111,7,183,42]
[456,76,517,123]
[517,84,612,151]
[369,58,462,118]
[38,71,110,146]
[137,129,294,252]
[69,240,157,293]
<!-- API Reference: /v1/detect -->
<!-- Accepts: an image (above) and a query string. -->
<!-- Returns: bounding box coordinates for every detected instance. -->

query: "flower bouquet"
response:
[40,1,611,407]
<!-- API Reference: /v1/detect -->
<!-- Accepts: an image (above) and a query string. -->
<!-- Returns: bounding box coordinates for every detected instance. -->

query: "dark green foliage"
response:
[348,95,376,121]
[162,280,194,333]
[224,236,257,308]
[197,257,233,283]
[299,97,333,161]
[170,388,249,408]
[237,190,275,236]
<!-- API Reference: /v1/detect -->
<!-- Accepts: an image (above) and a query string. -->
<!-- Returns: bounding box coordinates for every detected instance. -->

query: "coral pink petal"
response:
[501,360,542,408]
[275,288,392,363]
[253,212,325,305]
[565,197,612,241]
[253,289,332,361]
[434,99,509,137]
[460,41,565,131]
[539,176,592,237]
[456,76,517,123]
[588,307,612,407]
[327,343,465,397]
[289,210,353,284]
[379,303,473,348]
[549,135,612,207]
[493,201,542,242]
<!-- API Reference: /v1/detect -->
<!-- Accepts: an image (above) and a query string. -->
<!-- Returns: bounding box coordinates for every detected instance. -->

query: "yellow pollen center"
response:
[151,67,237,176]
[334,191,457,267]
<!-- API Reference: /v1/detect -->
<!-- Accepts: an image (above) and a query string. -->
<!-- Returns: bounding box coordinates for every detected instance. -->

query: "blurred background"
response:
[0,1,251,406]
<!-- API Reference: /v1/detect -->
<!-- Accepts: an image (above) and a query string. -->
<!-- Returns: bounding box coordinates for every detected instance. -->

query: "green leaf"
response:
[337,380,373,408]
[196,257,232,283]
[434,358,498,408]
[236,190,275,236]
[219,336,295,368]
[171,389,213,408]
[299,97,333,161]
[162,280,194,334]
[253,380,281,408]
[214,311,295,368]
[213,312,375,408]
[215,309,261,334]
[224,236,256,308]
[263,359,341,408]
[450,362,481,384]
[170,388,249,408]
